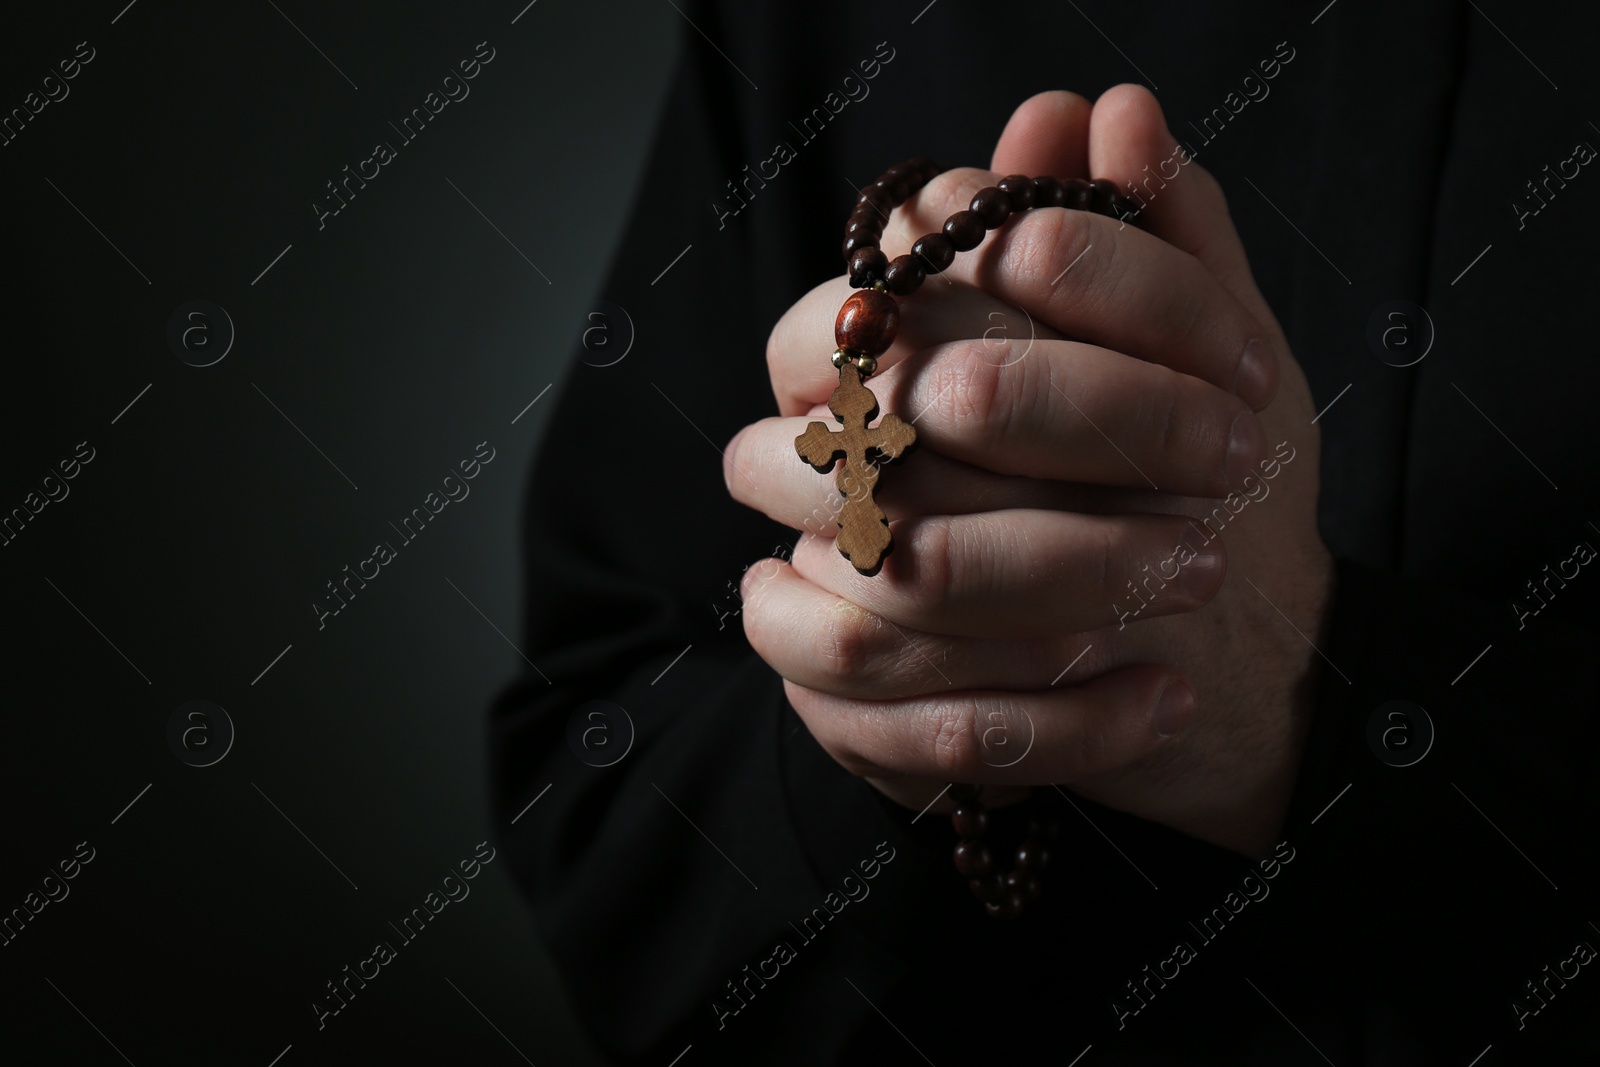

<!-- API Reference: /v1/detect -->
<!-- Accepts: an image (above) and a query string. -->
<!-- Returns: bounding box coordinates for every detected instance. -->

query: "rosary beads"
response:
[796,158,1143,917]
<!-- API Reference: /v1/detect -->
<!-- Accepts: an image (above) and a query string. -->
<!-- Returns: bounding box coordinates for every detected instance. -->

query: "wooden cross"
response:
[794,363,917,576]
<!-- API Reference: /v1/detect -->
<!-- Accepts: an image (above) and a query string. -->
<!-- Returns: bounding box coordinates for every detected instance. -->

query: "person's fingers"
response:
[989,90,1093,179]
[788,510,1226,638]
[862,336,1264,498]
[883,169,1277,409]
[737,331,1262,522]
[1088,83,1285,361]
[767,274,1066,417]
[782,664,1196,784]
[725,416,1124,534]
[762,282,1264,499]
[740,560,1102,698]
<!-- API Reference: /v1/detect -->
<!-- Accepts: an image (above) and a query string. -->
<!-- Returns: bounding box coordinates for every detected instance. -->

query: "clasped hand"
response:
[725,86,1334,858]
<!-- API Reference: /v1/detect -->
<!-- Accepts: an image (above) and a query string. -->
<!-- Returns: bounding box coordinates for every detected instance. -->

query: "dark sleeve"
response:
[485,33,926,1066]
[1253,558,1600,1059]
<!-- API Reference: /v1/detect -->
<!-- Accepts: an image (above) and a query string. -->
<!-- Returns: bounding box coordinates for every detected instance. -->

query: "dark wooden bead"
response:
[856,187,893,213]
[997,174,1036,211]
[1033,175,1066,208]
[1004,871,1043,901]
[835,289,900,355]
[884,254,925,296]
[905,156,939,182]
[847,247,888,288]
[943,210,986,252]
[875,175,911,202]
[1089,178,1123,217]
[846,214,881,240]
[969,876,1004,902]
[912,232,956,274]
[850,198,884,222]
[984,891,1025,920]
[1063,178,1092,211]
[880,161,910,180]
[953,841,993,879]
[970,186,1011,228]
[842,233,879,262]
[951,805,988,839]
[1014,841,1050,871]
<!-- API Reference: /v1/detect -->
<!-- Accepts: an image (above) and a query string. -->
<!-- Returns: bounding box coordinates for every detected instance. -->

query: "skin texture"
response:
[725,86,1334,858]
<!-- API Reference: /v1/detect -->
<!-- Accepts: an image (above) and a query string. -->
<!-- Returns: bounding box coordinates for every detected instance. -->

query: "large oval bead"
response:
[834,290,900,356]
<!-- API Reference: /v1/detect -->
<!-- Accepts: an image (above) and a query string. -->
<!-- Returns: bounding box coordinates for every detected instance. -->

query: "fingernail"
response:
[1225,411,1266,489]
[1232,338,1276,409]
[1153,680,1195,738]
[1176,540,1227,602]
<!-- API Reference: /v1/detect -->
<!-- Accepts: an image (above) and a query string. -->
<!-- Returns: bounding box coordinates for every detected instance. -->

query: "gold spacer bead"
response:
[870,279,888,292]
[831,348,852,369]
[854,353,878,377]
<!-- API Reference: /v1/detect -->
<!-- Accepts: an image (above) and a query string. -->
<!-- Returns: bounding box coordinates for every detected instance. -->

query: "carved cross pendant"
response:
[794,363,917,576]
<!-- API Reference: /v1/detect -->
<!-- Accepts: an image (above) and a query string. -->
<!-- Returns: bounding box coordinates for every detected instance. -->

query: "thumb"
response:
[990,90,1093,179]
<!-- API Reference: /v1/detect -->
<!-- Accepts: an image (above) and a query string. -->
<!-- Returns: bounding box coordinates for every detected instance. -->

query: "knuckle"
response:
[911,167,991,224]
[938,346,1023,449]
[902,516,960,610]
[928,698,982,780]
[1028,209,1110,308]
[815,600,879,683]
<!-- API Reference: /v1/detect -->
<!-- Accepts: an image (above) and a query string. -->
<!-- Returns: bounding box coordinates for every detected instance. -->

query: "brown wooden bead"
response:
[835,290,900,356]
[912,232,955,274]
[846,215,880,241]
[951,805,988,839]
[953,841,993,879]
[943,209,986,252]
[997,174,1035,211]
[970,186,1011,228]
[1004,871,1043,901]
[850,198,884,221]
[842,233,878,262]
[969,876,1003,902]
[1063,178,1092,211]
[848,213,885,240]
[1014,841,1050,871]
[883,254,925,296]
[848,247,888,288]
[1033,176,1066,208]
[874,175,911,202]
[856,187,892,213]
[1089,178,1123,217]
[984,891,1025,920]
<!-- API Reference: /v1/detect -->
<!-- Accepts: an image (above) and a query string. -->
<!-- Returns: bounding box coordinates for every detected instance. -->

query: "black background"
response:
[0,1,666,1062]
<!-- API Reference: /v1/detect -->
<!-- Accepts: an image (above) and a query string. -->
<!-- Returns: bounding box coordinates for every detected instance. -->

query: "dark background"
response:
[0,1,673,1062]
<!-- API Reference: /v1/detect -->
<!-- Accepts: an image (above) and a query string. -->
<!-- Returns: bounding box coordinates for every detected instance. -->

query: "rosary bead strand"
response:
[797,160,1144,915]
